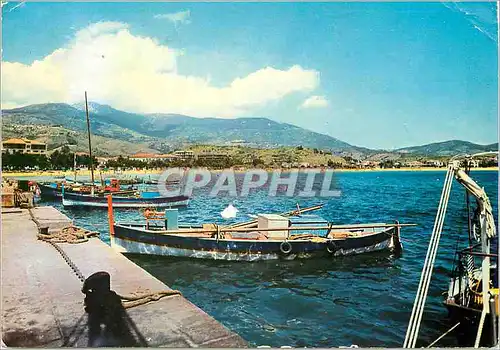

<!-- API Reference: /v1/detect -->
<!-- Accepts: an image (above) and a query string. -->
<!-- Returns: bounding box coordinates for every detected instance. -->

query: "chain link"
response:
[27,208,182,308]
[28,208,86,283]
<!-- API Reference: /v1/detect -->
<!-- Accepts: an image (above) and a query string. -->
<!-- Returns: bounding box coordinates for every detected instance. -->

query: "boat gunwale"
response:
[63,191,189,201]
[113,222,394,243]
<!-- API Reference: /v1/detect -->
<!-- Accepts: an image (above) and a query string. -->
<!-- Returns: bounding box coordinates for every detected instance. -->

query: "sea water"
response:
[35,170,497,347]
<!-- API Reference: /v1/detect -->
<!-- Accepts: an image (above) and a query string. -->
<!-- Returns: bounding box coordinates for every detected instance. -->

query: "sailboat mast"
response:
[74,152,77,182]
[84,91,95,188]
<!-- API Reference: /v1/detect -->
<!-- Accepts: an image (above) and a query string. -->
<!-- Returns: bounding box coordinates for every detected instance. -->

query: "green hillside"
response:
[2,103,497,158]
[3,123,159,156]
[2,103,360,152]
[396,140,498,156]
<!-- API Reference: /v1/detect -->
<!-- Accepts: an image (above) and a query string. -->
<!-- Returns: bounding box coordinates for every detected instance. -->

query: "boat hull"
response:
[111,224,398,261]
[444,300,497,347]
[62,193,189,208]
[39,183,102,198]
[39,183,62,198]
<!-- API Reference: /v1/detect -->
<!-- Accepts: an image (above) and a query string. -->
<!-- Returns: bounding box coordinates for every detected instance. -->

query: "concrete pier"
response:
[29,206,74,233]
[1,206,247,347]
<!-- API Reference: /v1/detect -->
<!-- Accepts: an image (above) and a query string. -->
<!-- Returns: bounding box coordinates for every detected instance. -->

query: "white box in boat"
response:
[258,214,289,239]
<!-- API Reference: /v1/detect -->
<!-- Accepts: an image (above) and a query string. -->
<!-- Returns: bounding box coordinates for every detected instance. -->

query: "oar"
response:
[228,203,324,228]
[224,203,324,229]
[151,222,417,235]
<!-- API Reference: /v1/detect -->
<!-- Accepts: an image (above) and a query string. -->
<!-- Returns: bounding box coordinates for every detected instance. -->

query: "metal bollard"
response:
[82,271,111,314]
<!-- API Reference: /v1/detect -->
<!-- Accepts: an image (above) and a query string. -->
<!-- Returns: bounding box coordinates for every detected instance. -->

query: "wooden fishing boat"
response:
[54,94,187,209]
[38,182,97,198]
[143,178,181,186]
[38,182,64,198]
[403,152,498,348]
[38,180,135,199]
[108,202,409,261]
[62,191,189,208]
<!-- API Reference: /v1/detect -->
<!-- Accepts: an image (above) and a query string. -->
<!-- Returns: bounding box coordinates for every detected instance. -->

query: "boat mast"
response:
[84,91,95,193]
[73,152,77,182]
[465,159,473,247]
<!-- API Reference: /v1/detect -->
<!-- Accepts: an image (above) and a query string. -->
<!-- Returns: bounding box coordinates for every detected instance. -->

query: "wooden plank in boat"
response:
[230,232,261,239]
[202,223,217,231]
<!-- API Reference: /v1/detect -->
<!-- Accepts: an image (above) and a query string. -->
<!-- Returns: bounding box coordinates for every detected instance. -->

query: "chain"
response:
[28,208,181,308]
[44,239,86,283]
[28,208,86,282]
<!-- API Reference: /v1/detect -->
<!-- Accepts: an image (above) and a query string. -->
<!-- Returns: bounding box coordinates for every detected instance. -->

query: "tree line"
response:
[2,146,97,171]
[104,155,240,170]
[2,149,242,171]
[3,145,497,171]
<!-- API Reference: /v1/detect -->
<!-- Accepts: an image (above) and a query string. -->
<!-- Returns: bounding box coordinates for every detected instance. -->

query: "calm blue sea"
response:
[32,170,498,347]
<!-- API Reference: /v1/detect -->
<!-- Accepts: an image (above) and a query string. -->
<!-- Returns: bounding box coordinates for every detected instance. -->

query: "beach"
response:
[1,166,498,178]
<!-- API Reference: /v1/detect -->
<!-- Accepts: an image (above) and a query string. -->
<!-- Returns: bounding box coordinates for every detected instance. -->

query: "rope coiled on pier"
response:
[37,226,99,244]
[118,290,183,309]
[33,218,182,308]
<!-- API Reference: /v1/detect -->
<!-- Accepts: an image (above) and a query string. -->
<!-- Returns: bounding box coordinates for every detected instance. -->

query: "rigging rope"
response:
[426,322,460,348]
[404,164,454,348]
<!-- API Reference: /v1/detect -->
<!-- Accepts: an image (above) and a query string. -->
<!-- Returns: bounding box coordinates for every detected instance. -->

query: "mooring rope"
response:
[29,209,182,309]
[37,226,99,244]
[404,164,454,348]
[118,290,183,309]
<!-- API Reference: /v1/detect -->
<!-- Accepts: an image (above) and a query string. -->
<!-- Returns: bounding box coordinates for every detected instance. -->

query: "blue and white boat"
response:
[109,205,407,261]
[62,191,189,208]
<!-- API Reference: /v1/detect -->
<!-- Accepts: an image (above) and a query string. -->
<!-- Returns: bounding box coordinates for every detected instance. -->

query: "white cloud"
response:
[74,21,129,41]
[1,21,320,118]
[300,95,329,109]
[154,10,191,26]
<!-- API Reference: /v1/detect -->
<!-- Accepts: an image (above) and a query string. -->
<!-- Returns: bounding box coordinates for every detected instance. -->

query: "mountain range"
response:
[1,102,498,157]
[396,140,498,156]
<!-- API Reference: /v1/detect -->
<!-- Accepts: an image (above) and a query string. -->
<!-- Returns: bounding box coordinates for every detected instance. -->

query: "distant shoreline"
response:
[331,167,498,173]
[1,166,498,178]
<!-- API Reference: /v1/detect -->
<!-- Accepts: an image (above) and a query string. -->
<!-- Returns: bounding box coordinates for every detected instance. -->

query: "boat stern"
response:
[392,221,403,255]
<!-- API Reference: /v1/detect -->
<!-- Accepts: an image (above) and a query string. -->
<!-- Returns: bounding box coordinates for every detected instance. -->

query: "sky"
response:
[1,2,498,149]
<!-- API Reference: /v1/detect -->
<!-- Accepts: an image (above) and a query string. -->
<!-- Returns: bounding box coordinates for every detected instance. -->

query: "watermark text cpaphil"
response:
[157,168,342,198]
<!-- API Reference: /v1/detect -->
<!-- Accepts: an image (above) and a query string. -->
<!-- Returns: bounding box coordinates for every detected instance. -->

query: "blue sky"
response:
[2,2,498,149]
